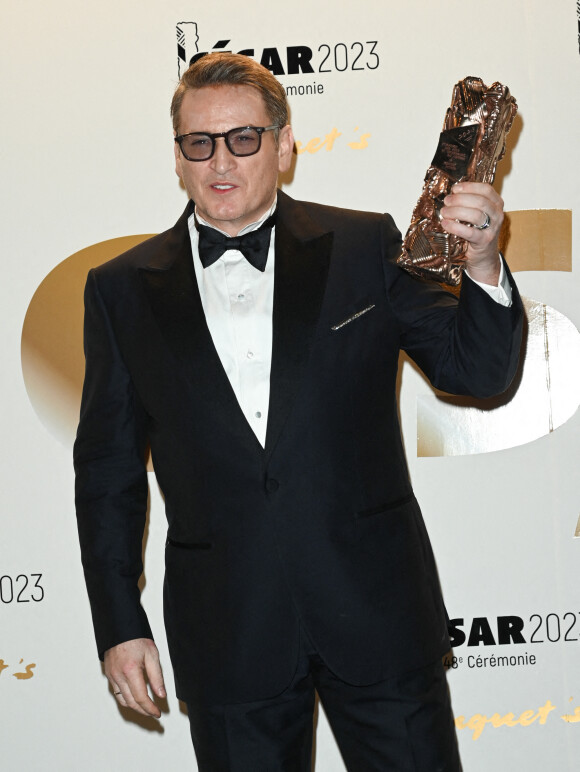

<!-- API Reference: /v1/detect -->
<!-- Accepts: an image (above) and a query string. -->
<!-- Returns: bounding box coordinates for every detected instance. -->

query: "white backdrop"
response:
[2,1,580,769]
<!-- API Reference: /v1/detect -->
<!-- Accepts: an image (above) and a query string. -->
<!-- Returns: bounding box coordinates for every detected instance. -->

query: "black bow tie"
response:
[196,212,276,272]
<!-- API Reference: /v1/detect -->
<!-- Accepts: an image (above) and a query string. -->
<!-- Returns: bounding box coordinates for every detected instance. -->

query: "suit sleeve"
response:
[74,269,152,659]
[381,215,524,398]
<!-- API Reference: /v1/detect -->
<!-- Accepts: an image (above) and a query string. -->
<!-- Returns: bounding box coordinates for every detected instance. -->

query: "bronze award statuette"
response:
[397,76,517,286]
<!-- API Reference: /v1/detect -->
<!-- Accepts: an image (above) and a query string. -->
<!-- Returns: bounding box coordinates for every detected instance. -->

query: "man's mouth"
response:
[211,184,237,191]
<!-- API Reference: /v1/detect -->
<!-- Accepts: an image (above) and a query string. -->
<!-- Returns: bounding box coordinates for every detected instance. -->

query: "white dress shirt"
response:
[189,201,277,446]
[188,198,512,447]
[466,260,512,306]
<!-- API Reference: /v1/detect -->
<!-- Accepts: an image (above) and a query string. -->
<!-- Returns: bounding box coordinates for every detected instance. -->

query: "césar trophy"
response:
[397,76,518,286]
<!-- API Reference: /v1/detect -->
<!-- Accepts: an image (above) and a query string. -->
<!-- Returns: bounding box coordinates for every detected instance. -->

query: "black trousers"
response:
[187,628,461,772]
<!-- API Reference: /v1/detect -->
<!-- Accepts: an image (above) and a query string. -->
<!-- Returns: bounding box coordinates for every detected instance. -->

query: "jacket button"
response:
[265,478,279,493]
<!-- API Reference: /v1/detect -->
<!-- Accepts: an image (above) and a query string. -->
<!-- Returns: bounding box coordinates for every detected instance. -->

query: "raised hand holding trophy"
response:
[397,77,517,286]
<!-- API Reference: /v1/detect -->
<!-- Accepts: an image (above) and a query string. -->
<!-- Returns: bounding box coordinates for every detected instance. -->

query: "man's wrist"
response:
[465,255,512,307]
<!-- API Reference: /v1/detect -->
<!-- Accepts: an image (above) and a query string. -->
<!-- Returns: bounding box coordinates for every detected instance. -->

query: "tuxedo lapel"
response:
[265,192,333,460]
[138,196,332,459]
[138,204,263,453]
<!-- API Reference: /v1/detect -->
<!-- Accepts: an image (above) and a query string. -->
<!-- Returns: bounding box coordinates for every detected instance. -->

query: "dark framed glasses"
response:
[174,125,280,162]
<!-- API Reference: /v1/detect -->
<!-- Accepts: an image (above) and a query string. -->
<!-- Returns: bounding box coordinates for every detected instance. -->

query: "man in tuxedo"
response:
[75,53,522,770]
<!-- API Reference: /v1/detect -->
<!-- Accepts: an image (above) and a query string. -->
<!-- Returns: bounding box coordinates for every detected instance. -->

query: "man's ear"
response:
[277,125,295,174]
[173,136,182,178]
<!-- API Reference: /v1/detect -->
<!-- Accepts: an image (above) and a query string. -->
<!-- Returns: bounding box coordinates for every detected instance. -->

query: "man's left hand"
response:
[439,181,504,286]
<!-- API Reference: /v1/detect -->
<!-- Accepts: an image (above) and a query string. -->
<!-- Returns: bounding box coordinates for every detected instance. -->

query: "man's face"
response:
[174,84,294,236]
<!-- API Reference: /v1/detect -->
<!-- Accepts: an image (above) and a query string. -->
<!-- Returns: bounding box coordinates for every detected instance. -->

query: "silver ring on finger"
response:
[473,211,491,230]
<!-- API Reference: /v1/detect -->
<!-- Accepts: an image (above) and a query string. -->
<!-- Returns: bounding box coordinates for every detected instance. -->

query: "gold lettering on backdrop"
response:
[324,127,342,151]
[13,660,36,680]
[562,704,580,723]
[296,136,324,154]
[0,658,37,679]
[455,700,557,740]
[518,710,538,727]
[348,127,371,150]
[295,127,370,154]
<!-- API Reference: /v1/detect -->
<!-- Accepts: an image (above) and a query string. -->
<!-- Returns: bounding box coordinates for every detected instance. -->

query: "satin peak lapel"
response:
[265,199,333,459]
[138,205,262,452]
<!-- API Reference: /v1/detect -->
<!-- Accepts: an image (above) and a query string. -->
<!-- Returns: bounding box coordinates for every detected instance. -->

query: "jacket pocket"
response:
[354,492,415,520]
[166,537,212,550]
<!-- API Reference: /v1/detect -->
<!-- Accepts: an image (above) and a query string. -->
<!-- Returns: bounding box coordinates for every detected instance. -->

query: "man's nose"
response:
[210,136,236,173]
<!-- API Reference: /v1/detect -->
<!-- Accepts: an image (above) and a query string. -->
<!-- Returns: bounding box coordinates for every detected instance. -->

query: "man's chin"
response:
[198,206,250,235]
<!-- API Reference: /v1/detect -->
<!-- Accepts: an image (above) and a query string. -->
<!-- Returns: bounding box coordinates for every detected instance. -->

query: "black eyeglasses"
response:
[174,125,280,162]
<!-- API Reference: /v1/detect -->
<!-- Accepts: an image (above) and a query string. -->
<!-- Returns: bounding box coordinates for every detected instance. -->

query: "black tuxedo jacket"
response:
[74,190,523,704]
